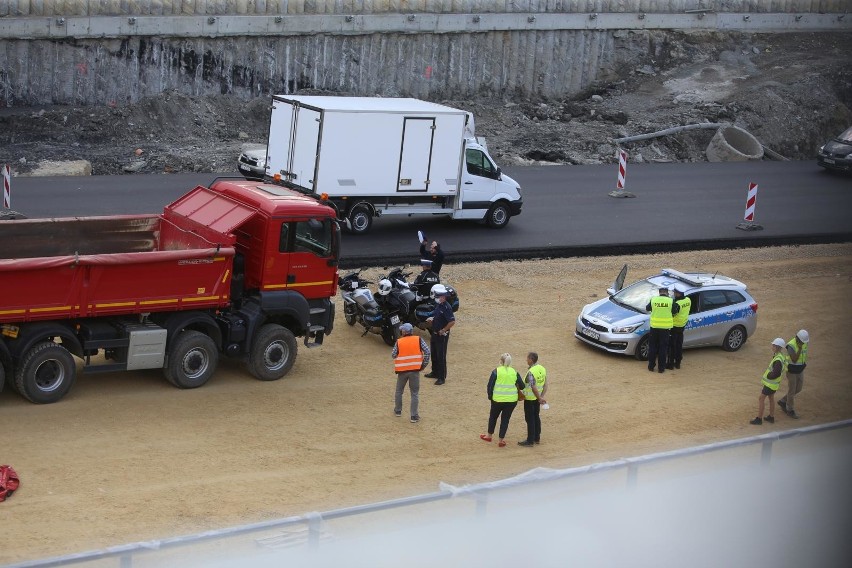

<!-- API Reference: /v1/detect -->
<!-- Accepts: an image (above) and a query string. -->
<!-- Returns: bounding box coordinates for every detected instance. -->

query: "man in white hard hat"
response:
[750,338,788,425]
[778,329,809,419]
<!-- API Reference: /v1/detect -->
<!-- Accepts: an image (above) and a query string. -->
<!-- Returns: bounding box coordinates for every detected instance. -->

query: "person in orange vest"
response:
[750,338,787,425]
[391,323,430,423]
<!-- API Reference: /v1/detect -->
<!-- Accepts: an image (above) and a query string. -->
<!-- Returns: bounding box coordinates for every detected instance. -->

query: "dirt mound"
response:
[0,32,849,175]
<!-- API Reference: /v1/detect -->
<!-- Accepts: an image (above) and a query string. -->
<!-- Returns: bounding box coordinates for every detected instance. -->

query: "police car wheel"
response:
[722,325,747,352]
[634,336,650,361]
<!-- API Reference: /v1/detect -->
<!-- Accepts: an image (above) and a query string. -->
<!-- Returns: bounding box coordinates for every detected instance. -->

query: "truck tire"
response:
[348,206,373,235]
[486,202,510,229]
[14,341,77,404]
[248,324,297,381]
[164,331,218,389]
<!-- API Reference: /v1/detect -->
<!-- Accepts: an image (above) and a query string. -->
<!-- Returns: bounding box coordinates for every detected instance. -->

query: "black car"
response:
[817,126,852,172]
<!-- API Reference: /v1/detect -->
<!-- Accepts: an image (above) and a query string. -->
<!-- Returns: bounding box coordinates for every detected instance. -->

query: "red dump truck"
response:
[0,178,339,403]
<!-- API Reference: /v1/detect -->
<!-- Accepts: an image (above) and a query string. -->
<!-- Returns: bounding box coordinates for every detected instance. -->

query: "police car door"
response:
[687,289,730,347]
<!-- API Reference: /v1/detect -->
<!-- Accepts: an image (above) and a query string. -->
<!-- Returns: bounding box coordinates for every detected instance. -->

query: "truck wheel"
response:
[248,324,297,381]
[486,202,510,229]
[165,331,218,389]
[722,325,747,352]
[348,206,373,235]
[634,336,650,361]
[14,341,77,404]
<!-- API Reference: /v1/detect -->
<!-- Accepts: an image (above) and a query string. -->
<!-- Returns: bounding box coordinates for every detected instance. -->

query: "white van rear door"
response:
[290,106,322,192]
[397,117,435,192]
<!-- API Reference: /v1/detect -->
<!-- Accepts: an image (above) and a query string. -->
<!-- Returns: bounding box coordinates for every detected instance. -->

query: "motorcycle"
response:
[338,269,403,346]
[381,266,460,332]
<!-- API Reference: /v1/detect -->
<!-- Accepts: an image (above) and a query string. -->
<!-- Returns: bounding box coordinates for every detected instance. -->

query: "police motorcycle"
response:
[382,266,460,332]
[338,269,403,346]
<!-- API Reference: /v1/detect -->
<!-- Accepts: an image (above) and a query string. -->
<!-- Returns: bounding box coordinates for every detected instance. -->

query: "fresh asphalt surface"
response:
[6,161,851,266]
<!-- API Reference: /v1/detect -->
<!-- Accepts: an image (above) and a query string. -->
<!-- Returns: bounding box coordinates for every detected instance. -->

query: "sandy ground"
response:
[2,244,852,563]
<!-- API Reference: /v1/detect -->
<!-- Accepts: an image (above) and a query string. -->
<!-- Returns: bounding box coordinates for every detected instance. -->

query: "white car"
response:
[575,267,758,360]
[237,144,266,179]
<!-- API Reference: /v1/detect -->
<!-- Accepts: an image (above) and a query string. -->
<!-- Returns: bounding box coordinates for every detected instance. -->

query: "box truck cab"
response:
[264,96,523,234]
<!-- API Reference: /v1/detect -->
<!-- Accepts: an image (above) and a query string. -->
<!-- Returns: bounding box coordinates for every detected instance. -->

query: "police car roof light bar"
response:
[661,268,705,287]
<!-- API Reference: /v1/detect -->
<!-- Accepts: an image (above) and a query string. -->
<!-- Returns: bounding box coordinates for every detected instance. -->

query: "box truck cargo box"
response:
[265,96,523,234]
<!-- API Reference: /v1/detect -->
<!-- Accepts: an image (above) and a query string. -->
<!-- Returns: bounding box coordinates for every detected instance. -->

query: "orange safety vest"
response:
[394,335,424,373]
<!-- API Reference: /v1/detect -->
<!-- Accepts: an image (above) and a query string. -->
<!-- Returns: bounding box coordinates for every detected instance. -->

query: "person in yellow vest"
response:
[480,353,525,447]
[666,288,692,370]
[778,329,809,419]
[750,337,788,425]
[645,286,680,374]
[391,323,430,423]
[518,352,547,447]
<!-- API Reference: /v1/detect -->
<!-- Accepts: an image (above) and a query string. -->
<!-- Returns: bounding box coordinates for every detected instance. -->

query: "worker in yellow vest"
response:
[750,337,788,425]
[645,286,680,374]
[480,353,525,447]
[391,323,430,423]
[667,288,692,370]
[779,329,809,419]
[518,352,547,447]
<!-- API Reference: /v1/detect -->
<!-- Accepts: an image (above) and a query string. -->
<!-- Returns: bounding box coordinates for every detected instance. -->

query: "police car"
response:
[575,267,758,360]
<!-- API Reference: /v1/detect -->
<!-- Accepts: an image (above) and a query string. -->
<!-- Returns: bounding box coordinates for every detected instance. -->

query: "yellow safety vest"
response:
[761,353,787,391]
[522,364,547,400]
[394,335,423,373]
[786,338,808,368]
[673,297,691,328]
[649,295,674,329]
[492,366,519,403]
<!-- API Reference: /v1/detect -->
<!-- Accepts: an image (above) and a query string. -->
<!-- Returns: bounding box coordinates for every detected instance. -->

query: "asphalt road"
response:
[5,161,851,265]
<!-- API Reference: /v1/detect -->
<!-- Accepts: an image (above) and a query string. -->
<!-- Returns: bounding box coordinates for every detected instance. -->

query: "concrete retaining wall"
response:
[1,1,849,17]
[0,1,849,106]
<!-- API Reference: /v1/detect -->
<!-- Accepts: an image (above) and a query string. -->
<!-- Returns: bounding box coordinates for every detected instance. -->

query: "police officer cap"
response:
[419,258,433,266]
[399,323,414,333]
[771,337,786,348]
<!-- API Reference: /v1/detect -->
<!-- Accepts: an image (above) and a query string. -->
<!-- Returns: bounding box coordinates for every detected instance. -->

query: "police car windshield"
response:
[612,279,658,312]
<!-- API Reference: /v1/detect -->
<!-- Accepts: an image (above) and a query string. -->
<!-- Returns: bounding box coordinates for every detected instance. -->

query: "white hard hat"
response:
[378,279,392,296]
[430,283,448,299]
[796,329,809,343]
[771,337,786,348]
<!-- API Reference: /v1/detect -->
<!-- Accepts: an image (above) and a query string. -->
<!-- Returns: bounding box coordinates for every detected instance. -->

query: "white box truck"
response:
[264,95,523,234]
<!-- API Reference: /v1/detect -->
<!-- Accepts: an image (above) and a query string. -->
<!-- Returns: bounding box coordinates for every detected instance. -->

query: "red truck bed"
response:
[0,186,254,323]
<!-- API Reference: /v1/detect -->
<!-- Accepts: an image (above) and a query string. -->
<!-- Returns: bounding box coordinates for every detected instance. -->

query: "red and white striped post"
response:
[616,149,627,190]
[2,164,10,210]
[736,182,763,230]
[609,149,636,198]
[743,182,757,222]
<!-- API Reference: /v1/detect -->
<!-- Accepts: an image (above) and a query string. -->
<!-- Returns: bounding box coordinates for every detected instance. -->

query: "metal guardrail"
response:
[5,418,850,568]
[0,12,850,40]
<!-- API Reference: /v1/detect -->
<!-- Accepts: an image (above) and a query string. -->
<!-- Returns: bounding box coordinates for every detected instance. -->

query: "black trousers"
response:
[523,399,542,443]
[669,326,685,366]
[487,401,518,439]
[429,332,449,380]
[647,328,670,370]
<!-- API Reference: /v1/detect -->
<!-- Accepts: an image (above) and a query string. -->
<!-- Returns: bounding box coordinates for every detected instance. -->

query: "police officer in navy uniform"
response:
[425,284,455,385]
[645,287,679,373]
[412,258,440,300]
[420,238,445,275]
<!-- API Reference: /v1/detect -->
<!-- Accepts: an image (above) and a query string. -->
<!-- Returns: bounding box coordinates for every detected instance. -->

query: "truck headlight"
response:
[613,324,642,334]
